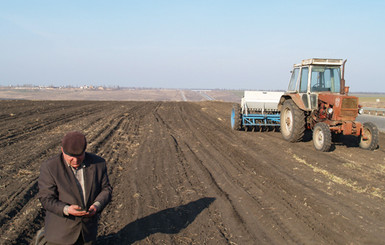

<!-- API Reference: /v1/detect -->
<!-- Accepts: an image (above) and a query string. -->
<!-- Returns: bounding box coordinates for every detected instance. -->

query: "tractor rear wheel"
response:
[280,100,305,142]
[359,122,379,150]
[231,104,242,130]
[313,122,332,152]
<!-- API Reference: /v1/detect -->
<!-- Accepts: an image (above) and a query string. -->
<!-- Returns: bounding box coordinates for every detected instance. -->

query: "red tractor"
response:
[278,58,379,151]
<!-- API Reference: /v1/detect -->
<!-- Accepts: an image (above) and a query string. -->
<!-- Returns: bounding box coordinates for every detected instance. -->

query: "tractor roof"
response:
[294,58,344,67]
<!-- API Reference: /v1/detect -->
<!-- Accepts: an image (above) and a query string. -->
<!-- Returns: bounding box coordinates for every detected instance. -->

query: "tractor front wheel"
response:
[359,122,379,150]
[313,122,332,152]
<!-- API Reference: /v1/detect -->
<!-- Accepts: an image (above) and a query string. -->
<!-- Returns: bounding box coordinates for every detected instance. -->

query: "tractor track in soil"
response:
[0,100,384,244]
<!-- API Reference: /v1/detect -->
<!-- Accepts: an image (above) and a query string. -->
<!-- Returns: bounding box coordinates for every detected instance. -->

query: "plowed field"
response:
[1,100,385,244]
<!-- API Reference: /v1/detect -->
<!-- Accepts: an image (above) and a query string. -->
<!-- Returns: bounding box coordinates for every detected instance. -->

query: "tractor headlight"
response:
[327,108,333,115]
[358,108,364,114]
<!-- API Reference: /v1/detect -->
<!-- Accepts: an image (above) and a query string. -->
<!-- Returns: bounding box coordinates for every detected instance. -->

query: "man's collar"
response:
[63,159,85,170]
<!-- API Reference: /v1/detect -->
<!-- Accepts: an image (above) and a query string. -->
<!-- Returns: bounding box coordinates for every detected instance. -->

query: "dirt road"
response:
[0,100,384,244]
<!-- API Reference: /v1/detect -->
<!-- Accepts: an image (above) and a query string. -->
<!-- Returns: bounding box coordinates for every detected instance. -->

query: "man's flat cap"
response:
[62,131,87,157]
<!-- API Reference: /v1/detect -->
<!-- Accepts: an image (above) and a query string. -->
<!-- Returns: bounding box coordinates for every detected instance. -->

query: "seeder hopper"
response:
[231,91,283,131]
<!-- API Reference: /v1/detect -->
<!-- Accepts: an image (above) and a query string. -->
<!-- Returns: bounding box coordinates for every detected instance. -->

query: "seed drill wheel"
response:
[231,104,243,130]
[359,122,379,150]
[280,100,305,142]
[313,122,332,152]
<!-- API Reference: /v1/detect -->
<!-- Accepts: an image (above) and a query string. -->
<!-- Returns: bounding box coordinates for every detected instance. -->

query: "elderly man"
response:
[38,131,112,245]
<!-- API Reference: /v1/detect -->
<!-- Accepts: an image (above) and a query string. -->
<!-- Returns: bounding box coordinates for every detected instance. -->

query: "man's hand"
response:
[68,205,89,216]
[84,204,98,217]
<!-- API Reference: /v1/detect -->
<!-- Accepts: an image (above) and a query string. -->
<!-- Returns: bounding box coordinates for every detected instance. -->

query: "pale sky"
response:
[1,0,384,92]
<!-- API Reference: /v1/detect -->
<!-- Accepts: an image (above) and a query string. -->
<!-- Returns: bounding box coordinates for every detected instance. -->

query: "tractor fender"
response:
[278,94,307,111]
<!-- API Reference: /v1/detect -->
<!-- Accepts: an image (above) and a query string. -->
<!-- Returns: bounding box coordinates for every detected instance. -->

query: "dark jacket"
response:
[38,153,112,244]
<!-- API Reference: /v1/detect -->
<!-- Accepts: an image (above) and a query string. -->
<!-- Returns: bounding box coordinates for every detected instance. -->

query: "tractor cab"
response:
[286,58,345,111]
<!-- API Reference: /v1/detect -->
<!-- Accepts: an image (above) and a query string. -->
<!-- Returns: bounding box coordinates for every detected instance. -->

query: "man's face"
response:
[62,148,85,169]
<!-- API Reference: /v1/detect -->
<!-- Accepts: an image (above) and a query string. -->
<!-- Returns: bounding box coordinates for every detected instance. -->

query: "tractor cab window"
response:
[310,66,341,93]
[288,68,300,91]
[299,67,309,93]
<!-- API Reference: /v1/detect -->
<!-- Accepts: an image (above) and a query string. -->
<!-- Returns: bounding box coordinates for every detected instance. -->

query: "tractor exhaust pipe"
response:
[340,59,348,94]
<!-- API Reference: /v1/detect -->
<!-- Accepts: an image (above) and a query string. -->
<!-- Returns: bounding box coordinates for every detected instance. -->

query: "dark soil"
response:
[0,100,384,244]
